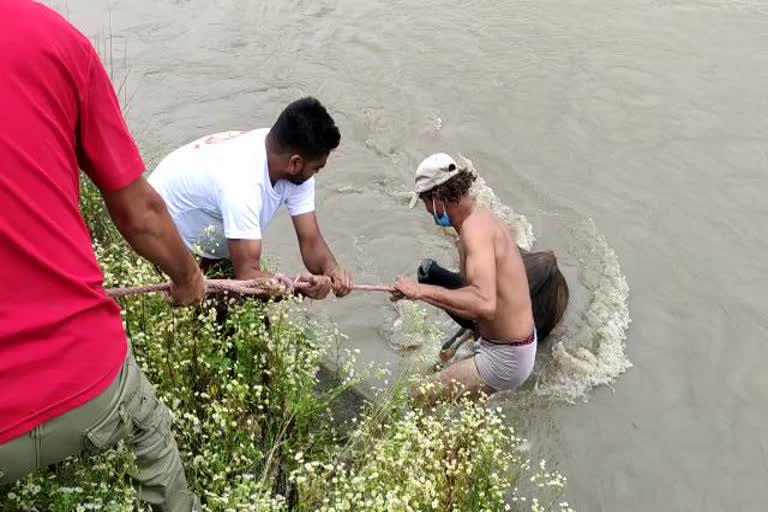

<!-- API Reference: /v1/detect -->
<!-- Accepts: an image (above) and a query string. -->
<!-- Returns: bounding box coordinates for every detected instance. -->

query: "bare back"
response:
[458,207,534,342]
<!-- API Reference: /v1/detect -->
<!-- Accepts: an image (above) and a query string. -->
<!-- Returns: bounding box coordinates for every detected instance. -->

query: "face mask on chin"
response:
[432,197,451,227]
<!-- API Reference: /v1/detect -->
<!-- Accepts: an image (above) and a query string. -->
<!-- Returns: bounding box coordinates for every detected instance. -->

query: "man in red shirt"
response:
[0,2,204,510]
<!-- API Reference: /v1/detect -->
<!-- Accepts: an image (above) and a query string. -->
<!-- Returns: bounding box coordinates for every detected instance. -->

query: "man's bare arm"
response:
[102,177,204,305]
[227,239,274,280]
[292,212,338,274]
[292,212,352,297]
[228,237,333,299]
[394,223,497,320]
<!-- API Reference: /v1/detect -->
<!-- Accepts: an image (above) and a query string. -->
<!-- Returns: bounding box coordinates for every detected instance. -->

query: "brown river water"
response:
[47,0,768,509]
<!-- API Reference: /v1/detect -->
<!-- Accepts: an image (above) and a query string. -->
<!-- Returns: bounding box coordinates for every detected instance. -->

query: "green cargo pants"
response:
[0,348,199,511]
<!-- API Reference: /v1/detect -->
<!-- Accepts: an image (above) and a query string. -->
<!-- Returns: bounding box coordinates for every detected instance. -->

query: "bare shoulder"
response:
[460,209,497,247]
[465,208,498,228]
[467,208,504,234]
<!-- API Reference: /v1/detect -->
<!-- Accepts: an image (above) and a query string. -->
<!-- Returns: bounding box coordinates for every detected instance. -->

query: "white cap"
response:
[408,153,463,208]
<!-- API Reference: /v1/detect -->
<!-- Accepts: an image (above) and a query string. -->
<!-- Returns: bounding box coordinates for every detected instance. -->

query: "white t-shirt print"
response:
[148,129,315,259]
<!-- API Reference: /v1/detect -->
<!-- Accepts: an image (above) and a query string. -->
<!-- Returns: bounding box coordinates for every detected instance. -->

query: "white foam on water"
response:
[472,168,631,403]
[460,154,536,251]
[335,185,366,194]
[531,218,632,403]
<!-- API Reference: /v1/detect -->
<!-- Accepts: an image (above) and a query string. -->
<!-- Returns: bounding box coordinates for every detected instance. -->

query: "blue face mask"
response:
[432,198,451,227]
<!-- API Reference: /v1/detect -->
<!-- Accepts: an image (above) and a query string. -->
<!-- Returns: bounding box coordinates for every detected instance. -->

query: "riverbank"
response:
[0,178,571,511]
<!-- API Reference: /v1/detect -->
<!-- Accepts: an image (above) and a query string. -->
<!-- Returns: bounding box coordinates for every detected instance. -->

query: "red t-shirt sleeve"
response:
[76,46,145,192]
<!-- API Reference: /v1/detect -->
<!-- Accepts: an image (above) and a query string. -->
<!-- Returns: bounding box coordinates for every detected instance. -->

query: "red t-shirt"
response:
[0,1,145,444]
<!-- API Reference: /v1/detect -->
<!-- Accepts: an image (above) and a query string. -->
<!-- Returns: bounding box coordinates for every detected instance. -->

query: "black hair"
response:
[421,169,477,203]
[270,97,341,160]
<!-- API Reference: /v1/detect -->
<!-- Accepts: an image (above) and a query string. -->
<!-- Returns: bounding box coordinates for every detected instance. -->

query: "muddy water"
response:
[50,0,768,509]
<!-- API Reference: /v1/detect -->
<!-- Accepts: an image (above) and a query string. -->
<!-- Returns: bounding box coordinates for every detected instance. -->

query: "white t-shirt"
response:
[148,128,315,259]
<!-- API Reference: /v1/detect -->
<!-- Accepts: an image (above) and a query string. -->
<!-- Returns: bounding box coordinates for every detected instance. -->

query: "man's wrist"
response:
[413,283,428,301]
[171,257,202,285]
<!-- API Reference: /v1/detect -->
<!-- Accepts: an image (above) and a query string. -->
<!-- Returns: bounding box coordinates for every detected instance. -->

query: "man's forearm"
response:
[233,265,274,281]
[110,194,199,285]
[417,284,493,321]
[301,237,338,275]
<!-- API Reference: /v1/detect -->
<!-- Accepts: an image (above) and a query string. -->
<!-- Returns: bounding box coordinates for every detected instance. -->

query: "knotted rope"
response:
[106,276,394,299]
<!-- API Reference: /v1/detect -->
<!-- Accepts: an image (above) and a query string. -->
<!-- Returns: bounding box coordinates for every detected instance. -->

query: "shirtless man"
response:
[391,153,536,402]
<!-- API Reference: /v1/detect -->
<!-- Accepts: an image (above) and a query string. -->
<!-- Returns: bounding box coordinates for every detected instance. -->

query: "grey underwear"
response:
[473,329,537,392]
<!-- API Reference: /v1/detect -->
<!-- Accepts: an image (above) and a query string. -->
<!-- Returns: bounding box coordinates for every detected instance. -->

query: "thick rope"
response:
[106,277,394,299]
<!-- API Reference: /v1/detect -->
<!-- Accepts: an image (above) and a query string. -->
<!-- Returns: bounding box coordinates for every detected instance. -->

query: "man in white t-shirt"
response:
[149,97,351,299]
